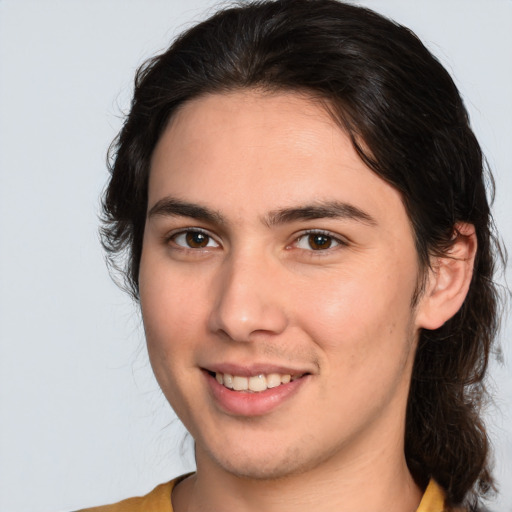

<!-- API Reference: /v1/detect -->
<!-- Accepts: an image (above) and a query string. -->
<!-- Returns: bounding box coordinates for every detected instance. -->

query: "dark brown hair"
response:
[101,0,503,508]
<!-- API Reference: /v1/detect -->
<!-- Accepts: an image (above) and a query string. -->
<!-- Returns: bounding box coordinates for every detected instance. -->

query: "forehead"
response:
[148,90,408,232]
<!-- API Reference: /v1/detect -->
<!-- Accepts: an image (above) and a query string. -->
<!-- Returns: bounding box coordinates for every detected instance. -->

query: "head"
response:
[101,0,502,508]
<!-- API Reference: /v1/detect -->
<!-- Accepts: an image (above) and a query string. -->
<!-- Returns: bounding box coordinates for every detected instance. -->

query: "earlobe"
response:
[416,223,477,330]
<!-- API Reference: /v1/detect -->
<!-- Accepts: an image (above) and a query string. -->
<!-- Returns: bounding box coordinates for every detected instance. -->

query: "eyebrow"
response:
[148,196,376,227]
[264,201,377,227]
[148,197,226,224]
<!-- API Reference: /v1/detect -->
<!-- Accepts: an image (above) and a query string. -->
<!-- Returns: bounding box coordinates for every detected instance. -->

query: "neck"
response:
[173,439,422,512]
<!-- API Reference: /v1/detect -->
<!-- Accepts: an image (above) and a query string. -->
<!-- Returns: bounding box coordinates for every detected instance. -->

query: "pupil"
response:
[309,234,331,250]
[186,231,208,248]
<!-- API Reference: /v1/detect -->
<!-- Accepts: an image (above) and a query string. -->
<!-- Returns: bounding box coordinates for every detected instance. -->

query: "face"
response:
[139,91,427,480]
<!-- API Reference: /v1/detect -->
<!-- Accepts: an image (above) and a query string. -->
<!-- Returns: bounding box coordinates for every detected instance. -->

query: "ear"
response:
[416,223,477,330]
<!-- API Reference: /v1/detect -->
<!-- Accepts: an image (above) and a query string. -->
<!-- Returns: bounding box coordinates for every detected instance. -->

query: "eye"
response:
[170,230,219,249]
[294,231,345,251]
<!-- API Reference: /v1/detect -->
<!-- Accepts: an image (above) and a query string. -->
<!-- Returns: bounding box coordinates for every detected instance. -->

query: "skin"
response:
[138,90,474,512]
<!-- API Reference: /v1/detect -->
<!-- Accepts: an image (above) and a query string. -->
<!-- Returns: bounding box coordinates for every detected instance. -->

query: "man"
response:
[82,0,502,510]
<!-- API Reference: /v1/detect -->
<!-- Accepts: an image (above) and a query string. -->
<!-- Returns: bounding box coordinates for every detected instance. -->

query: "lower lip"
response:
[205,372,308,417]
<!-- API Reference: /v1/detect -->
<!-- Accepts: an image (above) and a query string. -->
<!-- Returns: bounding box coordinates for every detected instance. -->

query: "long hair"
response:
[100,1,503,508]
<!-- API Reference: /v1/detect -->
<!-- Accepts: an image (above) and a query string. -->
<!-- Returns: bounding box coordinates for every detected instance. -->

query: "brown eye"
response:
[172,230,219,249]
[308,233,333,250]
[186,231,209,248]
[293,231,344,252]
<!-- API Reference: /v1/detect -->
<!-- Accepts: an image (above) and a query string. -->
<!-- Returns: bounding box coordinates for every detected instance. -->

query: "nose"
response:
[207,253,289,342]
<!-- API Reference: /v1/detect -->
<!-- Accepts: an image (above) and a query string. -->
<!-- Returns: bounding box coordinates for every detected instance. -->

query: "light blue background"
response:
[0,1,510,511]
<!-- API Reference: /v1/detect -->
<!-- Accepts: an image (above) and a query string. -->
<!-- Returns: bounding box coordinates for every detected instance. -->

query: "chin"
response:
[200,440,331,482]
[219,458,303,481]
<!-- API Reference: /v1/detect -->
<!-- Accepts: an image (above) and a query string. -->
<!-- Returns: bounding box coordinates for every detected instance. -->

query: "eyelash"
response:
[167,228,220,250]
[291,229,348,252]
[165,228,348,253]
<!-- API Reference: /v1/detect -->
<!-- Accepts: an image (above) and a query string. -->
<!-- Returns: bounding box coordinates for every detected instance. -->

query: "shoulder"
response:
[418,481,496,512]
[75,479,177,512]
[416,480,446,512]
[416,479,464,512]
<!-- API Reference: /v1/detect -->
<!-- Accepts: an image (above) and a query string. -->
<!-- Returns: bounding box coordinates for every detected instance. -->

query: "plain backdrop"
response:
[0,1,511,511]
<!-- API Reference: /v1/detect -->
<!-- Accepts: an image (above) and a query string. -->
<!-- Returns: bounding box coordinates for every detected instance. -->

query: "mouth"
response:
[204,367,310,416]
[209,371,305,393]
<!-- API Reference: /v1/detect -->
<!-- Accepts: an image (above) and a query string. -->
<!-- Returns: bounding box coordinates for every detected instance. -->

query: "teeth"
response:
[248,374,267,392]
[233,376,248,391]
[223,373,234,389]
[267,373,281,388]
[214,372,300,392]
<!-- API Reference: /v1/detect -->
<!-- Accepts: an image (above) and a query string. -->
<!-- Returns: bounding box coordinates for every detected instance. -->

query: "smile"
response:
[205,368,310,416]
[214,372,302,392]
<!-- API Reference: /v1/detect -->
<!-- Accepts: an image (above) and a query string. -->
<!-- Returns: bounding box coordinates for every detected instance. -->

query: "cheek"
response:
[138,256,208,382]
[296,260,418,366]
[297,268,418,426]
[140,242,208,327]
[141,281,205,351]
[139,270,210,425]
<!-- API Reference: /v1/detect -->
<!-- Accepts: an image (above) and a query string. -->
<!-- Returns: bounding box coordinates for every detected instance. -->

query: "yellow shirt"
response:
[78,477,447,512]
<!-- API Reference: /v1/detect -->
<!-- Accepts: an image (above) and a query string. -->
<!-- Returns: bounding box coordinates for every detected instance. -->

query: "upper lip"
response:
[202,362,312,377]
